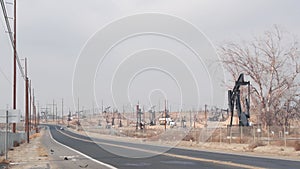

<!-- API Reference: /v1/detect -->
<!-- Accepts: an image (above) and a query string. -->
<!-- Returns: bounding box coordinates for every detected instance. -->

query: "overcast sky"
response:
[0,0,299,114]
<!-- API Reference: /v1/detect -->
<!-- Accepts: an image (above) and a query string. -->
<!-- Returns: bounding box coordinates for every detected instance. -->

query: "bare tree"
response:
[219,25,300,127]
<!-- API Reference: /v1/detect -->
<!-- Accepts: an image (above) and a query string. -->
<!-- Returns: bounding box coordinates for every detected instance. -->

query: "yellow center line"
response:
[55,127,265,169]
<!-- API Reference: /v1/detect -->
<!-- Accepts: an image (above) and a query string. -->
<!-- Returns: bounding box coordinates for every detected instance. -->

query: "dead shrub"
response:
[290,141,300,151]
[29,133,41,139]
[248,141,265,150]
[0,159,9,164]
[183,134,195,142]
[271,140,284,146]
[13,141,20,147]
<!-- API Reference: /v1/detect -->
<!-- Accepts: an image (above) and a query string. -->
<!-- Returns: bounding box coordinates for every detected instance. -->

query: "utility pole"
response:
[37,101,40,130]
[25,58,29,143]
[77,97,80,124]
[29,80,32,131]
[12,0,17,133]
[189,110,192,128]
[47,102,56,123]
[33,89,37,132]
[61,98,64,124]
[158,100,160,115]
[52,99,55,122]
[142,106,145,125]
[101,100,103,113]
[204,104,207,127]
[136,104,139,130]
[55,103,58,124]
[82,106,84,120]
[68,108,71,127]
[194,110,196,128]
[92,101,94,116]
[165,100,167,131]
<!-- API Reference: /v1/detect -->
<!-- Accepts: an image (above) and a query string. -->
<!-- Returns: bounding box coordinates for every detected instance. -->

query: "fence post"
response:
[253,126,256,142]
[5,110,8,160]
[229,126,232,144]
[267,125,270,145]
[196,129,199,144]
[219,126,222,145]
[240,126,243,143]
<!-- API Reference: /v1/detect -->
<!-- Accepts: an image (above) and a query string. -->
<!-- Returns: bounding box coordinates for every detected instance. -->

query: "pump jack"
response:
[228,74,250,126]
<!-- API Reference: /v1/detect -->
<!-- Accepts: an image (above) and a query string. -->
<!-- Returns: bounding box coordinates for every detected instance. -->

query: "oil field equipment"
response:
[228,73,251,126]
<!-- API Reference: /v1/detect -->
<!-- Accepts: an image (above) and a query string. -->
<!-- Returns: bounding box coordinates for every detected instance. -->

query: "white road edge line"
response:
[47,126,117,169]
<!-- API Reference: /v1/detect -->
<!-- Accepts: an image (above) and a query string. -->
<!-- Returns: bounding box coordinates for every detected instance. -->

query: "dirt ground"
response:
[0,130,50,169]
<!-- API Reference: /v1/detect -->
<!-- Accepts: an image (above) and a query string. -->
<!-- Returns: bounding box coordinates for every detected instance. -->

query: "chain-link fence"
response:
[0,131,26,156]
[184,125,300,149]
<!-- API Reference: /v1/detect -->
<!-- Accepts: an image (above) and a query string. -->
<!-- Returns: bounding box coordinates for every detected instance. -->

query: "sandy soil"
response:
[0,130,50,169]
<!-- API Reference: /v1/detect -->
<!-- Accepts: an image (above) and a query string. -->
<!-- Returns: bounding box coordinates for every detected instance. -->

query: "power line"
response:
[0,67,12,85]
[0,7,12,85]
[0,0,25,79]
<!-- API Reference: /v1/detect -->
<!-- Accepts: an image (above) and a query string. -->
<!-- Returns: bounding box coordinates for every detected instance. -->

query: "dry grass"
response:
[286,141,300,151]
[270,140,297,149]
[37,146,48,157]
[248,141,265,150]
[293,141,300,151]
[29,133,41,139]
[0,159,9,164]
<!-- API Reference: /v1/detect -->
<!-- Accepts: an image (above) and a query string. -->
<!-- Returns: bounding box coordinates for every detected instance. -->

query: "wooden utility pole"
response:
[61,98,64,124]
[136,104,139,130]
[77,97,80,124]
[12,0,17,133]
[204,104,207,127]
[164,100,167,131]
[189,110,192,128]
[92,101,94,116]
[55,103,58,124]
[29,80,32,131]
[33,89,37,132]
[101,100,103,113]
[37,101,39,126]
[194,110,196,128]
[25,58,29,143]
[52,99,55,122]
[67,108,70,127]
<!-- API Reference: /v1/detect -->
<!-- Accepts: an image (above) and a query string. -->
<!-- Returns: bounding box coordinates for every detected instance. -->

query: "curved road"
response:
[47,125,300,169]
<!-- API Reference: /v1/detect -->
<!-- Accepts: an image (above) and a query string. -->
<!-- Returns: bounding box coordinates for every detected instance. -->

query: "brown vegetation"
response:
[248,141,266,150]
[219,25,300,127]
[29,132,41,139]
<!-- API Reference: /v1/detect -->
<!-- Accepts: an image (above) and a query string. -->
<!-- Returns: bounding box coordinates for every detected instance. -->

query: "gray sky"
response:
[0,0,299,114]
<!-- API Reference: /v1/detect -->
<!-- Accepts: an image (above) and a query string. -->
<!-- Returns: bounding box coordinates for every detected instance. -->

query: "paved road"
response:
[42,126,112,169]
[47,125,300,169]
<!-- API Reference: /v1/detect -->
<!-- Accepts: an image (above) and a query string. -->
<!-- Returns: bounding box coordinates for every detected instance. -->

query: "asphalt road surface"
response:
[46,125,300,169]
[42,126,112,169]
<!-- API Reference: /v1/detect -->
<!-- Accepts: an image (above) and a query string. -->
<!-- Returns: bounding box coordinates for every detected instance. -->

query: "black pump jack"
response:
[228,74,251,126]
